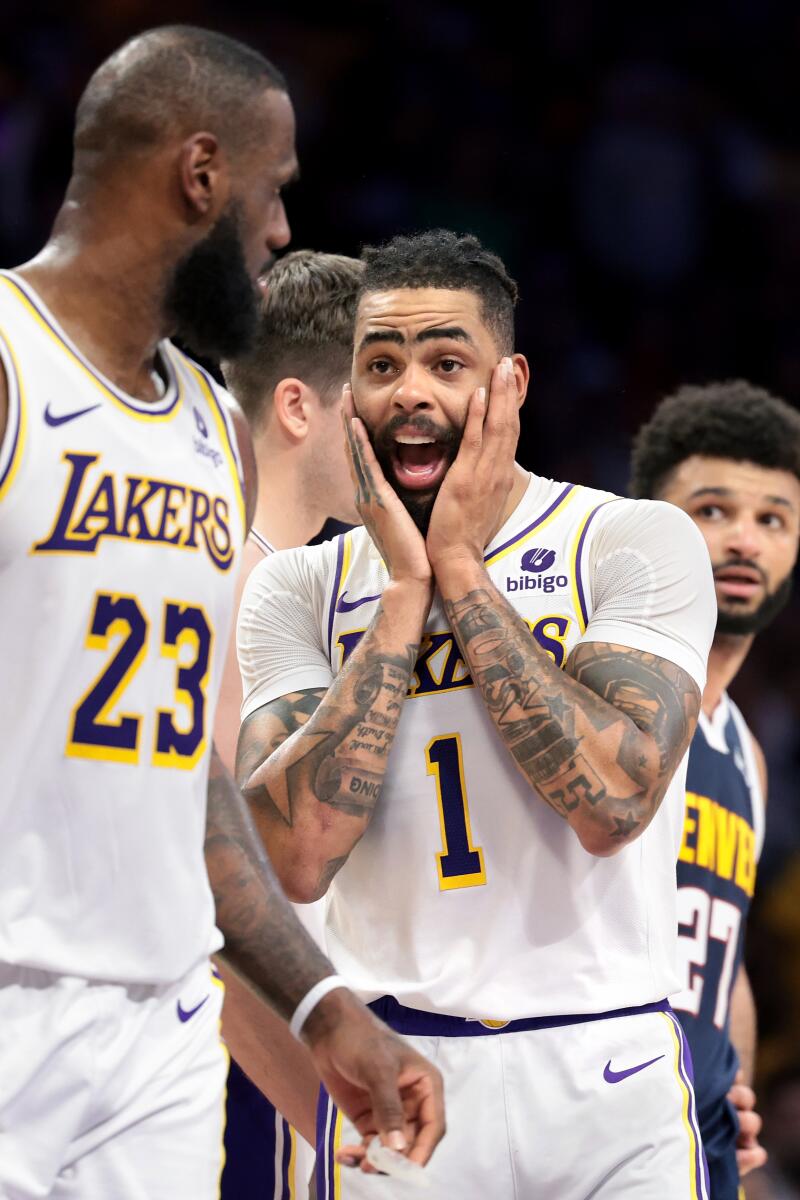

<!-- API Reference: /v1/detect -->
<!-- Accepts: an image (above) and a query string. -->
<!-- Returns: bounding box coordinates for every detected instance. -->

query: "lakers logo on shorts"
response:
[478,1019,510,1029]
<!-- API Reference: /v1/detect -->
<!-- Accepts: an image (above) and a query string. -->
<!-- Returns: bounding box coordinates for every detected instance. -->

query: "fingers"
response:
[335,1143,368,1169]
[403,1071,446,1167]
[387,1055,446,1167]
[357,1058,409,1153]
[737,1144,768,1176]
[341,387,387,512]
[728,1081,757,1113]
[737,1107,763,1142]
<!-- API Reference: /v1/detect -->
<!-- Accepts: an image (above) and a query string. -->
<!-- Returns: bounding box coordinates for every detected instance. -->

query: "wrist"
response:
[382,576,433,615]
[297,977,360,1047]
[432,550,488,594]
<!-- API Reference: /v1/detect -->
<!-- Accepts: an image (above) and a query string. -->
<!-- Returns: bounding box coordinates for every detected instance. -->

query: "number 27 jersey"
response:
[239,474,715,1020]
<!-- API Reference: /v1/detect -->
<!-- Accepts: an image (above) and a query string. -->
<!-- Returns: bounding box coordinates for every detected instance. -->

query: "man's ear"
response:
[177,132,228,221]
[272,378,316,441]
[511,354,530,409]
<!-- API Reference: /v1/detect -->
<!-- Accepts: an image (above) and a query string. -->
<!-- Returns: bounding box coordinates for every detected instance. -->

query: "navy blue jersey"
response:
[672,695,763,1162]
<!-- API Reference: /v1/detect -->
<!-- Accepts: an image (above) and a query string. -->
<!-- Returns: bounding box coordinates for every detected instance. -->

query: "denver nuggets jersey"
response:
[239,474,715,1019]
[672,696,764,1150]
[0,270,244,984]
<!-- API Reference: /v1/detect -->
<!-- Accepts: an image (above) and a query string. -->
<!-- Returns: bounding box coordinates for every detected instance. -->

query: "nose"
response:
[267,198,291,251]
[391,360,434,413]
[724,515,763,561]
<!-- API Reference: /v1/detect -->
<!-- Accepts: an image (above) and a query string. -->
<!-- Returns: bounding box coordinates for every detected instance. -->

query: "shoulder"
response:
[242,538,339,608]
[166,344,257,532]
[728,698,768,805]
[592,495,708,546]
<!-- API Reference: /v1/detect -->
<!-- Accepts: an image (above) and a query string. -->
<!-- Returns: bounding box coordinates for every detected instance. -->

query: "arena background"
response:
[2,2,799,1193]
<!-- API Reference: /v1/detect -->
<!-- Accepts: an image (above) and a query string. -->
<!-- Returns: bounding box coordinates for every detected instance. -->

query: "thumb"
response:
[362,1060,407,1152]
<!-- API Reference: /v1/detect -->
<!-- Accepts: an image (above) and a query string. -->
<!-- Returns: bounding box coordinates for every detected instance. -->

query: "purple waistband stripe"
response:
[368,995,671,1037]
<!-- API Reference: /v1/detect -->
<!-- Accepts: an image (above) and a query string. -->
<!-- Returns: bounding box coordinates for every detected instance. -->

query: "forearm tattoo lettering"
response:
[444,588,700,848]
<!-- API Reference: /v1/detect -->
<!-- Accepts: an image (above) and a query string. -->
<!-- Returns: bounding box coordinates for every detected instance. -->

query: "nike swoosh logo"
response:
[336,590,382,614]
[603,1054,665,1083]
[177,995,209,1023]
[44,402,102,427]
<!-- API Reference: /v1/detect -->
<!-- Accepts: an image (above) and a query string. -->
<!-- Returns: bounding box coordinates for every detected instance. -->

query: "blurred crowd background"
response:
[2,1,799,1193]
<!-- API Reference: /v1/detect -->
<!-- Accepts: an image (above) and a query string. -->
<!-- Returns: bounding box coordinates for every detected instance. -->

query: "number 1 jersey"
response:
[239,474,715,1019]
[0,271,244,985]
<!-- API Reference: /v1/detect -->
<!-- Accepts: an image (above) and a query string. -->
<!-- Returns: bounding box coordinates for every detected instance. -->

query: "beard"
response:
[715,567,794,636]
[368,412,462,536]
[164,204,260,360]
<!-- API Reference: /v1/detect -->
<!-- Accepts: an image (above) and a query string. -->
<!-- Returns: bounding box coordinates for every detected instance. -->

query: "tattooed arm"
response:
[206,746,445,1166]
[441,575,699,855]
[236,391,435,901]
[206,743,333,1015]
[237,581,427,902]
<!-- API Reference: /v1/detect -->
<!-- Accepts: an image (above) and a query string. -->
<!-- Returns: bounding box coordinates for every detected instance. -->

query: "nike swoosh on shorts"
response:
[177,995,209,1023]
[603,1054,665,1083]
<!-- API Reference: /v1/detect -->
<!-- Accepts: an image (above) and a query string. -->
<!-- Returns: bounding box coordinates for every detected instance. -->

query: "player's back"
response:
[671,694,764,1152]
[0,270,244,985]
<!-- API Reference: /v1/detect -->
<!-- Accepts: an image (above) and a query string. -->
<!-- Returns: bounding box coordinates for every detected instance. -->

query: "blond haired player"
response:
[214,249,362,1200]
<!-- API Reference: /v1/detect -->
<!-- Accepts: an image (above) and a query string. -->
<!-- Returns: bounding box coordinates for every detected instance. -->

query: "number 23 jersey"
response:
[239,474,715,1019]
[0,271,244,984]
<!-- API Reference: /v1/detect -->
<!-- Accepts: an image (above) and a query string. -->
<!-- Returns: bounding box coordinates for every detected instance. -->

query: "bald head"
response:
[73,25,286,171]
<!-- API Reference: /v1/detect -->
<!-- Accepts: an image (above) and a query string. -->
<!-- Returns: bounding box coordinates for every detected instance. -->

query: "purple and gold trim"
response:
[368,993,672,1036]
[183,359,247,542]
[570,497,620,632]
[279,1116,294,1200]
[0,272,182,421]
[662,1009,710,1200]
[0,327,26,503]
[316,1088,343,1200]
[326,533,352,664]
[484,482,577,567]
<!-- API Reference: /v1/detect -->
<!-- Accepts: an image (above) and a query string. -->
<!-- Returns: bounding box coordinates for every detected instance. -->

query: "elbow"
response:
[275,855,334,905]
[575,827,631,858]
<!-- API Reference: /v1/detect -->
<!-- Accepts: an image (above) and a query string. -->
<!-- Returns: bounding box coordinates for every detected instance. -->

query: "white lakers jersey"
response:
[0,270,244,984]
[238,474,715,1019]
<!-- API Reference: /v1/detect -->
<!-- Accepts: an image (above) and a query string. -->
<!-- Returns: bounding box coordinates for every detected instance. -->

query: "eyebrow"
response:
[357,325,476,353]
[688,485,795,510]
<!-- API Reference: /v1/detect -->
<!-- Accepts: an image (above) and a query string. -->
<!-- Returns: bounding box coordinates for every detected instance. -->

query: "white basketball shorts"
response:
[0,958,228,1199]
[317,997,709,1200]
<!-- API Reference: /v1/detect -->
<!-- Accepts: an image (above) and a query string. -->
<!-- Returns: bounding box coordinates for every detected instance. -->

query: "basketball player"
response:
[0,30,444,1199]
[236,229,717,1198]
[631,383,800,1198]
[215,250,363,1200]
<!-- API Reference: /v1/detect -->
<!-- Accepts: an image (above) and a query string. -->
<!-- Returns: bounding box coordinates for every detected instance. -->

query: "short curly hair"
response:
[359,229,519,354]
[630,380,800,498]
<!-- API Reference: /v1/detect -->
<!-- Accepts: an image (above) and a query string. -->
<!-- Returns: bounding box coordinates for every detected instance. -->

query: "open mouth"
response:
[389,433,451,492]
[713,565,764,601]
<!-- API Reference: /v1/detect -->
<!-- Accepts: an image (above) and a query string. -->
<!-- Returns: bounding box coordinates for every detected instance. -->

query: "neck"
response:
[702,631,754,717]
[16,188,180,402]
[251,435,327,550]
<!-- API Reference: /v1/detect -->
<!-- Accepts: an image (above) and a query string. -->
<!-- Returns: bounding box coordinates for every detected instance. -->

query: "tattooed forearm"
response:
[205,745,334,1020]
[444,586,700,855]
[236,585,427,900]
